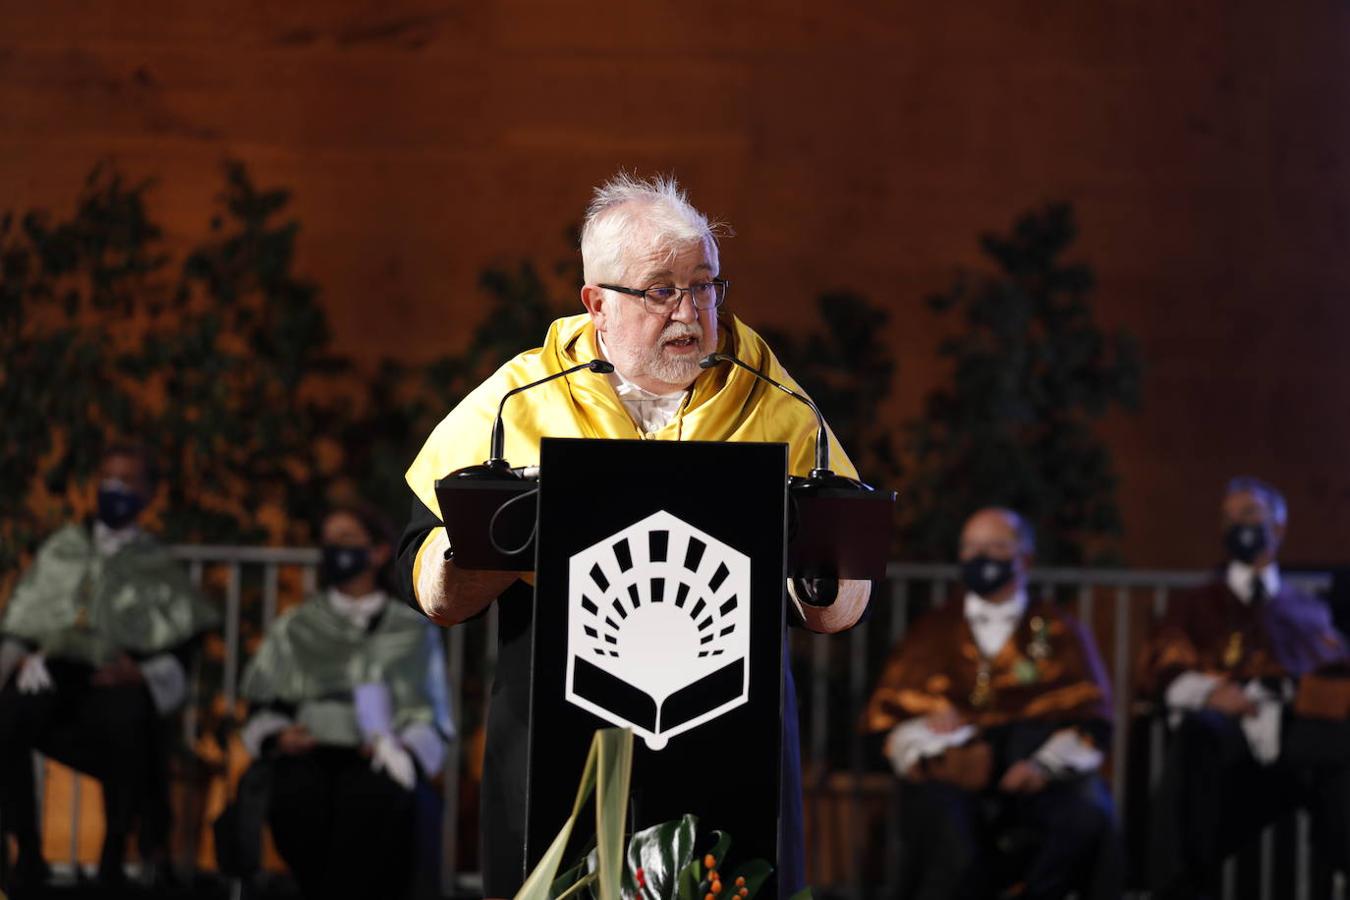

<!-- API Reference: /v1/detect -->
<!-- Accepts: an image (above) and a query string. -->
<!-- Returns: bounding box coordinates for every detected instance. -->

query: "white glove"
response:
[370,733,417,791]
[17,654,54,694]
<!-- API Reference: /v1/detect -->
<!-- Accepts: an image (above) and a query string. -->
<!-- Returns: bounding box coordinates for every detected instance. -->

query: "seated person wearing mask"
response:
[1141,477,1350,898]
[236,502,452,900]
[0,442,219,889]
[863,507,1120,900]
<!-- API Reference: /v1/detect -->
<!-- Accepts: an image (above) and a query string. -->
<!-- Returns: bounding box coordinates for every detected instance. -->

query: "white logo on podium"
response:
[565,510,751,750]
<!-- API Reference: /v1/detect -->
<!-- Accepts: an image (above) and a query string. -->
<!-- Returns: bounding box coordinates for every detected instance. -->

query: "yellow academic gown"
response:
[401,311,858,896]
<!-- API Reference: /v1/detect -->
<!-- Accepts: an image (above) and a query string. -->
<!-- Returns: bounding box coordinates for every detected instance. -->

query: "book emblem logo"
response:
[565,510,751,750]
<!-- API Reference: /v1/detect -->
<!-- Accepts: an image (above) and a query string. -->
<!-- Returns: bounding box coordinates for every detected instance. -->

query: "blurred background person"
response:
[0,442,220,890]
[1141,477,1350,898]
[230,501,453,900]
[863,508,1120,900]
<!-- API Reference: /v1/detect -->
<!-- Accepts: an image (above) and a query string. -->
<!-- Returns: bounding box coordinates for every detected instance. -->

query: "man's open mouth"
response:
[664,335,698,349]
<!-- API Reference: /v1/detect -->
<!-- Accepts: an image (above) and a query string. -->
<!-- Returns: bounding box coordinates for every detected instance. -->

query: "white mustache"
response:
[660,324,703,343]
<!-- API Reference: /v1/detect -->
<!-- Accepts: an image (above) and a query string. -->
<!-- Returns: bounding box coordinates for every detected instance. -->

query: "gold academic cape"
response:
[1,523,219,666]
[862,598,1113,734]
[404,312,857,577]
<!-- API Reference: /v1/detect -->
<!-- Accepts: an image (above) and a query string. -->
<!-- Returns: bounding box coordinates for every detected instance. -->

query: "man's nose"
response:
[669,291,698,323]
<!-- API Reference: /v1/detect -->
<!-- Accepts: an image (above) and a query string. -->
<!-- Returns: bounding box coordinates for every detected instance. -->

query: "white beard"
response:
[615,322,707,389]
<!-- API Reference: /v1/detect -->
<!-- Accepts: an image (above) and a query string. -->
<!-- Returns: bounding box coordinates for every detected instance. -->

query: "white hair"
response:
[1225,476,1289,526]
[580,172,726,285]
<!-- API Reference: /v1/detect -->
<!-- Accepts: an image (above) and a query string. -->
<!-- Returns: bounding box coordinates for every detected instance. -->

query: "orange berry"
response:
[704,854,716,869]
[705,895,714,900]
[739,890,749,899]
[735,877,746,887]
[712,882,723,895]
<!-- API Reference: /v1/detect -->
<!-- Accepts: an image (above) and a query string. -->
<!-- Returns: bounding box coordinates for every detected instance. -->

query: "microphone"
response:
[699,351,833,478]
[485,359,614,471]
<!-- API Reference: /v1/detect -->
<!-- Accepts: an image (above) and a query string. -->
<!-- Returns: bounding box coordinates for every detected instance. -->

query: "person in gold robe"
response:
[863,508,1121,900]
[1140,477,1349,898]
[396,173,872,898]
[0,443,219,890]
[233,503,452,900]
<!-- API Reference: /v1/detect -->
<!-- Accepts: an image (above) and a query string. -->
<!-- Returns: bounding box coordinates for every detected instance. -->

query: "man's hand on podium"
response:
[416,528,518,626]
[789,578,871,633]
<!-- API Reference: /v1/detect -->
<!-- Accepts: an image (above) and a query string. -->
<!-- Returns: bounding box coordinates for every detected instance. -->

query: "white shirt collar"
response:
[1226,560,1281,605]
[596,332,690,434]
[328,588,388,630]
[963,589,1029,658]
[93,521,142,558]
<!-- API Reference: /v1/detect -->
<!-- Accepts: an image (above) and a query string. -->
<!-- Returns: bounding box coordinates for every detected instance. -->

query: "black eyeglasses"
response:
[597,279,730,315]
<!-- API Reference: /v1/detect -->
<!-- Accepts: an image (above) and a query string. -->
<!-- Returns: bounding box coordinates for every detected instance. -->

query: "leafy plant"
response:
[899,203,1142,564]
[519,728,801,900]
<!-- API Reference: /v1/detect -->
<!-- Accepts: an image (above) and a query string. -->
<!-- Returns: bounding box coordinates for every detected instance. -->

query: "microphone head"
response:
[587,360,616,374]
[698,353,724,369]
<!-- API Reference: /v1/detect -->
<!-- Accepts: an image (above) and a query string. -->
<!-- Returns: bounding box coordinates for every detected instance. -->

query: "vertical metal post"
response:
[223,563,242,711]
[849,619,867,900]
[1296,810,1311,900]
[883,576,908,896]
[69,771,81,872]
[811,632,830,881]
[1259,825,1274,900]
[1112,586,1130,810]
[1149,585,1169,793]
[441,625,466,896]
[262,562,280,629]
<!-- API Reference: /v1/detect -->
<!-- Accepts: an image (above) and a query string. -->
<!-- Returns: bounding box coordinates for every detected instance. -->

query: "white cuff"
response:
[139,653,188,714]
[1165,670,1223,711]
[1240,681,1283,765]
[240,710,293,758]
[1032,729,1104,776]
[884,719,977,777]
[399,721,447,778]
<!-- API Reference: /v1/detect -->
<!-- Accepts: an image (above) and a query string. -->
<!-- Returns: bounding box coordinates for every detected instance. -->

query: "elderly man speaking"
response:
[398,173,870,897]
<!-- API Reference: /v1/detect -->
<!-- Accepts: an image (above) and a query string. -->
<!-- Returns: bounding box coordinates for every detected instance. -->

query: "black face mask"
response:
[961,555,1016,598]
[96,484,145,530]
[1224,523,1269,565]
[321,545,372,587]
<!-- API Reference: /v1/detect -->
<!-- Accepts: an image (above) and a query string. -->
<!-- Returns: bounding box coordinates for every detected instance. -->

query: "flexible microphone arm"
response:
[699,351,832,478]
[487,359,615,469]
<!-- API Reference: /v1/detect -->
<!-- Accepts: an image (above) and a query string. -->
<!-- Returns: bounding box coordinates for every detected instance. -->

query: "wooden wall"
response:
[3,1,1348,566]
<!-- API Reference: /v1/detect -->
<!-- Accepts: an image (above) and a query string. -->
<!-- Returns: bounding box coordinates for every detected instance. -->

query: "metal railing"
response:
[30,551,1343,899]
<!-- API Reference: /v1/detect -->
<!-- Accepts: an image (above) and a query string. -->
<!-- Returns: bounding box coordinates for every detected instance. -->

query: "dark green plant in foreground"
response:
[899,204,1142,565]
[516,728,798,900]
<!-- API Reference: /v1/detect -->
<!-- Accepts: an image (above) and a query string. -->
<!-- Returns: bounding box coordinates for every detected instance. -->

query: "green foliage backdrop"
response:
[1,164,1141,581]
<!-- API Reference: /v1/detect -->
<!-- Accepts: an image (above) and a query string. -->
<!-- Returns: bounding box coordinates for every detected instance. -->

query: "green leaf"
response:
[594,727,633,900]
[512,728,633,900]
[626,814,697,900]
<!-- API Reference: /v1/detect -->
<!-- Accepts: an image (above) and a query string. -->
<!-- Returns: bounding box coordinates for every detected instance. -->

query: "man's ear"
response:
[580,284,608,331]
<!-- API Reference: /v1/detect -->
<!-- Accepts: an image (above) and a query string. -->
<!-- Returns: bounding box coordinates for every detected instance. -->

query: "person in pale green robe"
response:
[233,503,452,900]
[0,444,219,890]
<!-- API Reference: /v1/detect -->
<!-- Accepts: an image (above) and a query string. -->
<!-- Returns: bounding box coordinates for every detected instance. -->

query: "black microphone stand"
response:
[447,359,614,482]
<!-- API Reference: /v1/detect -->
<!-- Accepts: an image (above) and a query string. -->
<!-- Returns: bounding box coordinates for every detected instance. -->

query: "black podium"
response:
[526,437,789,886]
[434,434,894,894]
